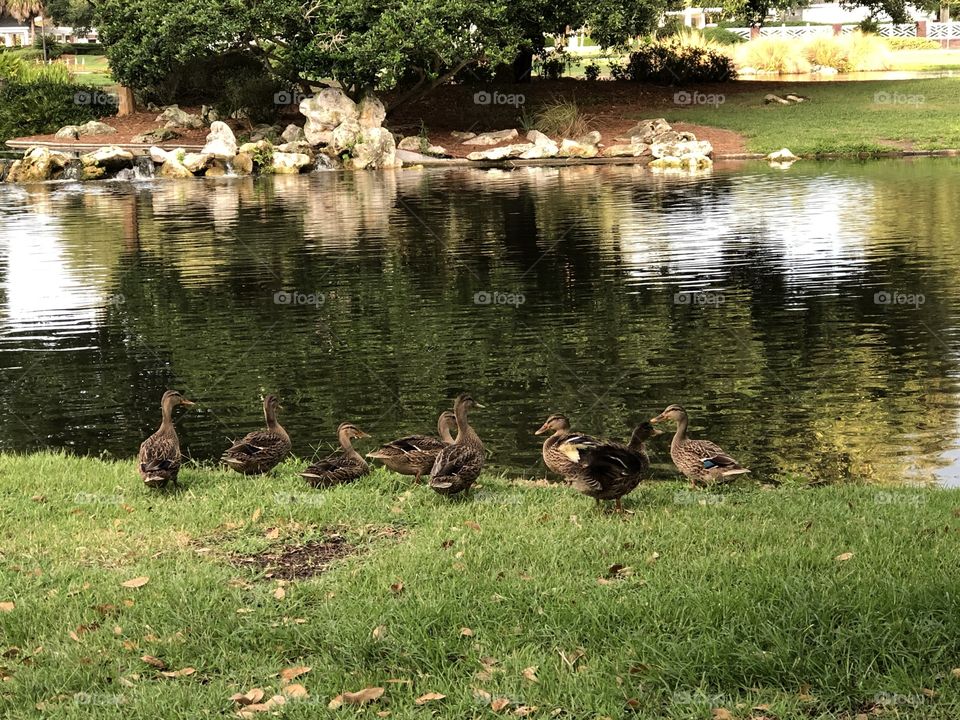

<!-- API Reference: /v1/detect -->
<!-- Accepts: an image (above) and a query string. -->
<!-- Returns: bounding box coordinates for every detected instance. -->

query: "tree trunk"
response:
[512,47,534,83]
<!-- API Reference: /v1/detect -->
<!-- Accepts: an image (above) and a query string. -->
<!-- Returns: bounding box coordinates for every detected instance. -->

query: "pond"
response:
[1,158,959,485]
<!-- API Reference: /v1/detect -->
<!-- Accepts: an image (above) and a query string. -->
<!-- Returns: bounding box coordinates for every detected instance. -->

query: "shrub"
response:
[536,51,568,80]
[0,53,24,81]
[885,37,939,50]
[734,38,811,74]
[845,31,891,71]
[619,38,738,83]
[216,73,286,124]
[704,27,747,45]
[20,63,72,84]
[532,97,591,138]
[807,36,850,72]
[584,62,601,81]
[33,36,69,59]
[0,79,116,141]
[734,32,891,74]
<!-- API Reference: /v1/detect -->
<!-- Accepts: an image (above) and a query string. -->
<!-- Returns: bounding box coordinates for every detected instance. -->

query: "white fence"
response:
[724,22,958,41]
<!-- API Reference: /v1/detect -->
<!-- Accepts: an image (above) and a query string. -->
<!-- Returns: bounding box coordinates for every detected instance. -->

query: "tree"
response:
[0,1,43,22]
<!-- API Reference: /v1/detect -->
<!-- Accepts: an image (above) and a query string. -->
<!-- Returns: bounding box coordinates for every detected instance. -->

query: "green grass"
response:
[674,78,960,154]
[888,49,960,71]
[3,452,960,718]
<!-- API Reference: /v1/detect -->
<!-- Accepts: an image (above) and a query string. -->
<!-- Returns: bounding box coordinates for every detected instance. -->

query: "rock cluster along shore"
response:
[2,90,714,182]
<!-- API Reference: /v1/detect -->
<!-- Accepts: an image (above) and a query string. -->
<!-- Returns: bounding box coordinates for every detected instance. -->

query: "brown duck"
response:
[222,394,291,475]
[535,413,591,478]
[429,394,484,496]
[301,422,371,487]
[650,404,750,487]
[366,411,457,482]
[138,390,195,488]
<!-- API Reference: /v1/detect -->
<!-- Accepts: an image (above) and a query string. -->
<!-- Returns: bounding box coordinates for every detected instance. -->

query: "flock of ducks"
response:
[137,392,750,510]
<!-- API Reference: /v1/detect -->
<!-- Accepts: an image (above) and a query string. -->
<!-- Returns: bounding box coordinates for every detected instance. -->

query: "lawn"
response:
[2,453,960,718]
[673,78,960,155]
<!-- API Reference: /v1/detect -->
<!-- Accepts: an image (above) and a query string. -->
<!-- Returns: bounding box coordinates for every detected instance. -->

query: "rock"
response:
[275,141,313,154]
[557,138,599,158]
[764,94,792,106]
[232,152,254,175]
[358,95,386,129]
[450,131,476,140]
[816,66,839,75]
[651,139,713,159]
[55,125,80,139]
[131,127,180,144]
[463,129,519,146]
[576,131,601,145]
[238,140,273,155]
[250,123,281,143]
[6,146,71,182]
[81,165,105,181]
[619,118,672,144]
[424,144,447,157]
[156,105,204,129]
[603,143,650,158]
[200,105,220,123]
[149,146,173,164]
[281,124,305,143]
[467,146,513,161]
[330,119,362,155]
[519,142,559,159]
[352,127,400,169]
[525,130,554,146]
[271,151,312,174]
[650,130,680,145]
[677,131,697,141]
[766,147,799,162]
[299,89,359,145]
[201,121,238,159]
[182,152,212,174]
[649,155,713,171]
[398,136,426,152]
[204,158,231,177]
[77,120,117,136]
[158,155,193,178]
[79,145,134,172]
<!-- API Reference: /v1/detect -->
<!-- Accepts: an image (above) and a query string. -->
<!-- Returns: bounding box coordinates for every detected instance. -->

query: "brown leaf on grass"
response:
[31,495,46,503]
[464,520,481,532]
[460,627,474,637]
[951,668,960,679]
[273,587,286,601]
[646,552,660,565]
[415,692,446,705]
[390,582,404,595]
[279,666,311,682]
[160,667,196,678]
[921,688,937,698]
[140,655,166,669]
[251,508,262,523]
[712,709,734,720]
[68,630,81,643]
[522,666,539,683]
[264,528,280,540]
[557,647,586,670]
[121,576,150,589]
[514,706,538,717]
[491,697,511,712]
[231,688,266,706]
[473,688,492,704]
[835,552,854,562]
[328,686,385,709]
[372,625,387,640]
[282,684,309,699]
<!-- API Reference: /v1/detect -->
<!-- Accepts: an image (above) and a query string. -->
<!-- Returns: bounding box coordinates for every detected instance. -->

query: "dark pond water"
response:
[1,159,959,485]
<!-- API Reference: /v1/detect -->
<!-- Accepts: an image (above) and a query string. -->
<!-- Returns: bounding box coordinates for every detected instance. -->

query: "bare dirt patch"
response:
[232,535,355,580]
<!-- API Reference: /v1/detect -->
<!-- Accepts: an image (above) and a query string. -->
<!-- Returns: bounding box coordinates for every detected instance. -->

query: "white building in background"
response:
[0,14,98,48]
[791,3,937,23]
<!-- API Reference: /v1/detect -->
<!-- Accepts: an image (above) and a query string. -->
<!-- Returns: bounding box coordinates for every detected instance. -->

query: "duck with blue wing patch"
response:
[650,404,750,488]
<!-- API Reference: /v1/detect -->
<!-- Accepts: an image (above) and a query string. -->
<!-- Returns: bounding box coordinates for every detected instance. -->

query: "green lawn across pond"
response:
[2,453,960,718]
[673,77,960,155]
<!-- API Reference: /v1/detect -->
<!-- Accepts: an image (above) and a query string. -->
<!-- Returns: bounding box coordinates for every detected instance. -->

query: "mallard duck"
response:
[429,394,484,496]
[366,411,457,482]
[301,422,370,487]
[558,422,662,512]
[650,404,750,487]
[222,394,291,475]
[535,413,592,477]
[138,390,195,488]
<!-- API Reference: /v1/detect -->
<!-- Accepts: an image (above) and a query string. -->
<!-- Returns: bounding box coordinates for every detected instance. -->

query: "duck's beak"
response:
[650,426,665,437]
[181,398,196,406]
[649,414,664,424]
[356,430,371,439]
[534,421,550,435]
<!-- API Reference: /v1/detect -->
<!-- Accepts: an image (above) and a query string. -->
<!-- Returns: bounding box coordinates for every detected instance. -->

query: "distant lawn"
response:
[673,78,960,154]
[3,452,960,718]
[64,54,113,87]
[889,48,960,71]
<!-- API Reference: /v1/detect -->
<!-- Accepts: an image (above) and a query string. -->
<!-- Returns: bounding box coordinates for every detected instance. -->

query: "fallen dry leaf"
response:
[522,666,539,683]
[951,668,960,679]
[372,625,387,640]
[68,630,81,643]
[464,520,481,532]
[264,528,280,540]
[0,602,16,613]
[415,692,446,705]
[121,576,150,589]
[460,627,474,637]
[558,647,586,670]
[273,587,286,601]
[473,688,492,704]
[515,706,538,716]
[140,655,166,669]
[491,697,511,713]
[329,686,385,709]
[160,667,196,678]
[282,683,309,699]
[835,552,854,562]
[279,666,311,682]
[231,688,266,706]
[712,709,734,720]
[251,508,262,523]
[390,582,404,595]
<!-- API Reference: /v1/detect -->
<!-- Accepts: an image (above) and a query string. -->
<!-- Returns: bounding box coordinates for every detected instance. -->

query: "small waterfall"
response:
[114,168,135,181]
[313,154,336,172]
[133,156,155,179]
[61,161,83,181]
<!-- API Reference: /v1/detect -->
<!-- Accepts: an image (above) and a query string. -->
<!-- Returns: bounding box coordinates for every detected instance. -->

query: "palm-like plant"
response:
[1,2,45,23]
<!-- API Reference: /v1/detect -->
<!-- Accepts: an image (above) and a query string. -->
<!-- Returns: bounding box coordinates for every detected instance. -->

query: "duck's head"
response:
[337,422,370,441]
[439,411,457,431]
[161,390,195,410]
[454,393,484,412]
[535,414,570,435]
[650,404,687,425]
[631,420,664,442]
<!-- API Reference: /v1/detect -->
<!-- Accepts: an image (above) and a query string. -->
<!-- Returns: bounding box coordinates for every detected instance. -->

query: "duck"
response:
[558,422,662,512]
[301,422,371,487]
[366,411,457,482]
[222,394,291,475]
[650,404,750,487]
[535,413,594,478]
[429,393,484,496]
[138,390,195,488]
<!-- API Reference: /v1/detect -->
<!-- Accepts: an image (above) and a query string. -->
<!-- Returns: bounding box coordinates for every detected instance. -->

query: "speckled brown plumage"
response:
[366,411,457,482]
[138,390,194,488]
[222,395,291,475]
[650,404,750,488]
[430,394,484,496]
[301,422,370,488]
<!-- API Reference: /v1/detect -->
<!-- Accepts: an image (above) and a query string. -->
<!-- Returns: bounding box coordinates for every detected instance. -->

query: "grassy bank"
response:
[2,453,960,718]
[675,78,960,155]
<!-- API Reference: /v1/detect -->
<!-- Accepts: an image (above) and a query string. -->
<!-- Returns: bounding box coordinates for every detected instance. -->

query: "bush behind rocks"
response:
[0,79,117,142]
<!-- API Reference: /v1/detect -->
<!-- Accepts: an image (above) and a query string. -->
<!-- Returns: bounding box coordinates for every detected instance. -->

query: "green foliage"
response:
[0,53,25,80]
[33,35,69,59]
[704,26,747,45]
[583,61,602,81]
[20,62,73,83]
[0,79,116,141]
[619,37,738,84]
[536,50,569,79]
[216,73,285,125]
[532,97,591,137]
